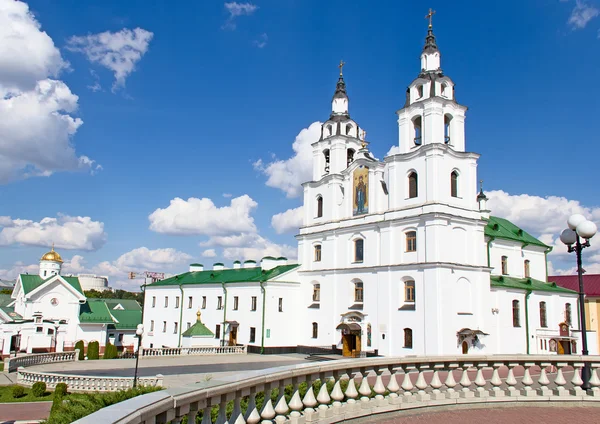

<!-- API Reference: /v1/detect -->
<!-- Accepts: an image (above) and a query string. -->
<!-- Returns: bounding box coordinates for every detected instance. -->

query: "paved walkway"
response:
[0,401,51,422]
[370,405,600,423]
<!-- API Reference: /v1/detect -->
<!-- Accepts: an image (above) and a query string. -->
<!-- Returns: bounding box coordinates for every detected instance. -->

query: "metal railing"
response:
[141,345,247,357]
[74,354,600,423]
[4,350,79,373]
[17,367,163,392]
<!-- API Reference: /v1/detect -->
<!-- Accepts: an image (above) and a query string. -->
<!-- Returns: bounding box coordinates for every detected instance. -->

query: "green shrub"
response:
[87,341,100,360]
[103,342,118,359]
[54,382,68,397]
[11,385,24,398]
[74,341,85,360]
[32,381,46,397]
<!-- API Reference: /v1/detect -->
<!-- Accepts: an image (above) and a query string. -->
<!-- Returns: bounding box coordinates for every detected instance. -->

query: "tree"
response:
[87,341,100,360]
[83,289,143,306]
[103,342,118,359]
[74,340,85,360]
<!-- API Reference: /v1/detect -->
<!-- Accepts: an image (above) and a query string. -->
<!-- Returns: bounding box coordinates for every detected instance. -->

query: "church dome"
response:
[40,246,63,263]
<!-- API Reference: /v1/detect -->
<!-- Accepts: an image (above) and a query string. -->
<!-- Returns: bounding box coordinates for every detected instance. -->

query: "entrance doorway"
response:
[558,340,572,354]
[228,326,238,346]
[342,333,361,357]
[462,341,469,354]
[10,334,21,355]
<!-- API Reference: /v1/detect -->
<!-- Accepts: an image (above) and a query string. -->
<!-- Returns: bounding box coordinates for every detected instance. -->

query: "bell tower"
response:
[395,10,467,154]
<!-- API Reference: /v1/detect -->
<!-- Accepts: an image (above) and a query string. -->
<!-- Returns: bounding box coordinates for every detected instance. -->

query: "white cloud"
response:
[253,33,268,48]
[568,0,599,29]
[202,249,217,258]
[62,254,87,274]
[149,195,258,236]
[0,1,95,183]
[254,122,321,198]
[201,232,296,262]
[0,214,107,251]
[223,2,258,30]
[386,145,401,156]
[272,206,303,234]
[222,193,233,198]
[67,28,153,91]
[0,262,38,280]
[487,190,600,274]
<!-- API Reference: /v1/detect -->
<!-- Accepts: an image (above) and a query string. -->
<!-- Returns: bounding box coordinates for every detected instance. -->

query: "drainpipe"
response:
[260,280,266,354]
[221,283,228,347]
[486,237,495,267]
[544,247,553,282]
[525,290,532,354]
[178,284,184,347]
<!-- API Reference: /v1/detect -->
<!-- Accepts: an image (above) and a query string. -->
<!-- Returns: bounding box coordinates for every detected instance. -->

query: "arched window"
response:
[354,239,364,263]
[512,300,520,327]
[345,124,352,135]
[354,282,364,302]
[406,231,417,252]
[327,124,333,136]
[501,256,508,275]
[565,303,572,326]
[314,245,322,262]
[312,284,320,302]
[323,149,330,174]
[404,328,413,348]
[347,149,355,167]
[540,301,547,328]
[404,280,415,302]
[412,117,422,145]
[444,114,452,144]
[416,85,423,98]
[316,196,323,218]
[450,171,458,198]
[312,322,318,339]
[524,260,530,278]
[440,83,446,97]
[408,172,418,198]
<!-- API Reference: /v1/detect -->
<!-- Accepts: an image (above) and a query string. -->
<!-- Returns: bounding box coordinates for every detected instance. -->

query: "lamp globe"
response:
[560,228,577,245]
[568,214,587,231]
[577,220,598,240]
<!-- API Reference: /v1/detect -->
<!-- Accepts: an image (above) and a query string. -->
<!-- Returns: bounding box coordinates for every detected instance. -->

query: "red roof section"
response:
[550,274,600,297]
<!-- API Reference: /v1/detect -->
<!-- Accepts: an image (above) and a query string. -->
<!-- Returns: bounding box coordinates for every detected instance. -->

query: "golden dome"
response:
[40,245,63,263]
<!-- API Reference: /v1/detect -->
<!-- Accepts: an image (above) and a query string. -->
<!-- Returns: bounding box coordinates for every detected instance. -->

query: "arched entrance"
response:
[336,322,362,357]
[462,341,469,354]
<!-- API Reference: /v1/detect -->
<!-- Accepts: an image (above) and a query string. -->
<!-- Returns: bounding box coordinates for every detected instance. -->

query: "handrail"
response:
[141,345,247,357]
[74,354,600,423]
[4,350,79,373]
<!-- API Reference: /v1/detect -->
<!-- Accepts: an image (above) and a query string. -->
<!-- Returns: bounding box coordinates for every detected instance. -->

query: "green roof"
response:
[19,274,84,296]
[109,309,142,329]
[491,275,576,294]
[102,298,142,311]
[79,299,114,324]
[0,306,22,320]
[148,264,299,287]
[182,320,214,337]
[0,294,13,307]
[485,216,549,249]
[190,263,203,266]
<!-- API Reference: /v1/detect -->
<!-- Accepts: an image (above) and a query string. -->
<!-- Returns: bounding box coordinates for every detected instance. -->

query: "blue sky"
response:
[1,0,600,288]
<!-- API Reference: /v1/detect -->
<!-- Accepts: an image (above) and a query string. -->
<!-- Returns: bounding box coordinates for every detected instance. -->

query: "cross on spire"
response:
[338,60,345,76]
[425,8,435,28]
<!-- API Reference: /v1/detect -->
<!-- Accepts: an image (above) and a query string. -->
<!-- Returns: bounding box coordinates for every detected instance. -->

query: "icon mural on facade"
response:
[353,166,369,216]
[367,323,372,347]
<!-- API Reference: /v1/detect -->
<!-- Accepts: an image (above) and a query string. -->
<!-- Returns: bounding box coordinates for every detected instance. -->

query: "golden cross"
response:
[338,60,345,76]
[425,8,436,28]
[479,180,484,191]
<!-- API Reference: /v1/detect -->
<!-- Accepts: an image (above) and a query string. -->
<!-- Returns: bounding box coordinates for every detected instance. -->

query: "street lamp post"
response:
[560,213,598,390]
[133,323,144,388]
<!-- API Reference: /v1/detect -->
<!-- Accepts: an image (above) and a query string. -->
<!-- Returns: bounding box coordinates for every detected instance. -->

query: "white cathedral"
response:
[142,21,594,357]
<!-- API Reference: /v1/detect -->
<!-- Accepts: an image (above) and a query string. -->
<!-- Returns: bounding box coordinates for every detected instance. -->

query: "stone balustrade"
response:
[141,345,247,357]
[17,367,163,393]
[73,355,600,424]
[4,350,79,373]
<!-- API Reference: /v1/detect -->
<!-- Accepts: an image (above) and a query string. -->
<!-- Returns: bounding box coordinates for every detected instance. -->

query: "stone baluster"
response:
[458,363,474,398]
[553,362,568,397]
[386,367,401,403]
[288,380,303,424]
[302,378,318,421]
[570,361,585,397]
[414,363,430,401]
[373,367,387,406]
[505,362,519,397]
[589,364,600,397]
[260,386,276,423]
[316,376,331,419]
[400,364,415,402]
[537,362,552,397]
[274,383,289,423]
[358,369,372,404]
[521,362,536,397]
[429,363,444,400]
[200,406,212,424]
[489,363,504,397]
[230,392,243,423]
[245,390,261,424]
[472,362,488,398]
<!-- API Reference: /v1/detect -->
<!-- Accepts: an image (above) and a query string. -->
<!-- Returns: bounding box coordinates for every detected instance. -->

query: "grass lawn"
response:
[0,385,55,403]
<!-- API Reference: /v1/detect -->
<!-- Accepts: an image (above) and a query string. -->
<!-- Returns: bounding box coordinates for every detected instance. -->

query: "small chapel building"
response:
[142,19,594,357]
[0,247,141,357]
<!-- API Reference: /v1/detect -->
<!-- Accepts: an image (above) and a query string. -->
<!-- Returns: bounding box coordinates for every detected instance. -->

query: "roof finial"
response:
[479,180,483,191]
[196,309,202,322]
[338,60,345,76]
[425,8,436,28]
